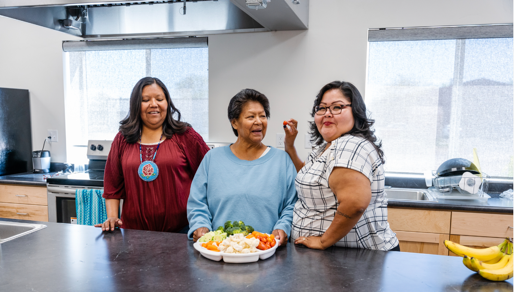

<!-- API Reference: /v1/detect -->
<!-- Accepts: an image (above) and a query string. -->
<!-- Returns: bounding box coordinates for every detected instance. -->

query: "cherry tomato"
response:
[258,241,267,250]
[271,239,276,247]
[283,121,288,126]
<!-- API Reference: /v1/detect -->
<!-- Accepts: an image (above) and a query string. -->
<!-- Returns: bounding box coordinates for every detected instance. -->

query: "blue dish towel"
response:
[75,189,107,226]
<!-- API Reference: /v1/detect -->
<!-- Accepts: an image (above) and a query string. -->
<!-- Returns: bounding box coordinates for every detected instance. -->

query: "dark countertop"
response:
[0,172,57,186]
[388,197,513,214]
[0,219,512,292]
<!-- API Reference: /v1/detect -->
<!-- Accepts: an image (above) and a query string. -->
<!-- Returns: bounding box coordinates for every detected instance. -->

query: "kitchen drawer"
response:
[0,202,48,222]
[0,184,47,205]
[388,208,451,234]
[451,212,513,238]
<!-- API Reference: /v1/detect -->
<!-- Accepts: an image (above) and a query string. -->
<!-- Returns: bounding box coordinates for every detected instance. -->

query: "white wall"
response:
[0,17,81,163]
[0,0,512,163]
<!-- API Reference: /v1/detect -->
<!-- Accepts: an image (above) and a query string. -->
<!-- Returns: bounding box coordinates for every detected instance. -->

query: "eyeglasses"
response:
[315,104,351,116]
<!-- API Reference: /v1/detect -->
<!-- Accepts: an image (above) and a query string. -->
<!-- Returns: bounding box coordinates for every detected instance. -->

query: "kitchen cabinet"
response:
[388,207,513,256]
[448,211,513,256]
[388,208,451,255]
[0,184,48,221]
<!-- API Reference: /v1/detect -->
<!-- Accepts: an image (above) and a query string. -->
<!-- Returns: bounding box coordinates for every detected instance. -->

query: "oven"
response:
[47,184,103,223]
[46,140,111,223]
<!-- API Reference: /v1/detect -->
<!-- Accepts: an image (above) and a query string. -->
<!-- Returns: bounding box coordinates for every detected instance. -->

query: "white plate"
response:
[193,238,279,263]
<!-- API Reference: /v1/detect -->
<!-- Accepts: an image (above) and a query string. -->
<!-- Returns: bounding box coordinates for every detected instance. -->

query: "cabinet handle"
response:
[16,213,28,216]
[15,194,28,197]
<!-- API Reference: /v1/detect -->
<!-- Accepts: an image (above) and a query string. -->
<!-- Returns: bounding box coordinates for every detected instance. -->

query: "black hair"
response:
[309,81,385,163]
[227,89,271,137]
[119,77,191,143]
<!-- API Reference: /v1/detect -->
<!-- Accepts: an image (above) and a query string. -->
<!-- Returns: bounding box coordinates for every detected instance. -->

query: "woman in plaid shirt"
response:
[283,81,399,251]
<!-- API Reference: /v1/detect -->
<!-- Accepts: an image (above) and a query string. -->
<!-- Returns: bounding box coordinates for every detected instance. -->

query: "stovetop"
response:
[46,170,104,187]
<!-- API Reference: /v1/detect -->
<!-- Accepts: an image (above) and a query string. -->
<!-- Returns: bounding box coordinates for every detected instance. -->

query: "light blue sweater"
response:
[187,146,298,239]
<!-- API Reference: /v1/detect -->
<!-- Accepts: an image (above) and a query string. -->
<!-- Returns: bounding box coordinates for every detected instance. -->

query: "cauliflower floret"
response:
[226,246,235,253]
[241,249,251,254]
[232,243,243,252]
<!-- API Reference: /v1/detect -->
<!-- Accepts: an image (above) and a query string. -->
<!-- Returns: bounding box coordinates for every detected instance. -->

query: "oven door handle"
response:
[47,186,80,195]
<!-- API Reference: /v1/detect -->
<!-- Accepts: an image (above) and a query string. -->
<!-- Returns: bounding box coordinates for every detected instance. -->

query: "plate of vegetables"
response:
[194,221,279,263]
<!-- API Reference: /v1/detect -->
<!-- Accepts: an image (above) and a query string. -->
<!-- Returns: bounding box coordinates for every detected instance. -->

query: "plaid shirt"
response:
[292,134,398,251]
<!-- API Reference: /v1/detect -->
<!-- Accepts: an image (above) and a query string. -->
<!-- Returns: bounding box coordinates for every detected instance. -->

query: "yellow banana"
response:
[444,240,503,262]
[478,256,513,281]
[463,255,479,272]
[472,254,512,271]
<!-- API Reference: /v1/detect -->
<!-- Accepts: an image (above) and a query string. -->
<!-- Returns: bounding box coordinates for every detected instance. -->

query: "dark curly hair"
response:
[227,89,270,137]
[119,77,191,143]
[309,81,385,163]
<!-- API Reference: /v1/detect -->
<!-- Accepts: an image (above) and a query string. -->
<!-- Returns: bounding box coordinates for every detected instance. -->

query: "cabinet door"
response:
[0,202,48,221]
[451,212,513,238]
[395,231,449,255]
[0,184,47,205]
[448,235,507,257]
[388,208,451,233]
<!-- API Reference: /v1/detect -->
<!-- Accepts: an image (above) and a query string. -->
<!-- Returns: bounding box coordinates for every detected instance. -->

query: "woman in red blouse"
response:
[95,77,210,233]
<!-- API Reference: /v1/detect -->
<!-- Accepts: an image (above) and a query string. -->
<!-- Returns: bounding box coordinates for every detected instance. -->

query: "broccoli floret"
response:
[231,228,243,234]
[245,225,254,234]
[224,220,233,230]
[238,221,245,230]
[225,227,234,236]
[216,225,224,232]
[232,221,240,228]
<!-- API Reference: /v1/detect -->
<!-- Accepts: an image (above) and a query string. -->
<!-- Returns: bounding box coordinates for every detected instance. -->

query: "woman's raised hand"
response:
[94,217,123,232]
[283,119,298,150]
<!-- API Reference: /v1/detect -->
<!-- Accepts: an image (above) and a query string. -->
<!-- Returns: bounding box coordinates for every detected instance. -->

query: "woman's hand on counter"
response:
[193,227,209,242]
[94,217,123,231]
[272,229,288,247]
[294,236,327,250]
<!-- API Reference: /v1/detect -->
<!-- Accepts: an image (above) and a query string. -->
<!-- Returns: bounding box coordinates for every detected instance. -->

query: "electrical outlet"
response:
[304,133,311,149]
[47,130,58,142]
[276,133,285,148]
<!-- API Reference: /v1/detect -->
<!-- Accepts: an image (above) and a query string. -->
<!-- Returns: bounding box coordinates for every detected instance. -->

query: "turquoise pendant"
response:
[138,161,159,182]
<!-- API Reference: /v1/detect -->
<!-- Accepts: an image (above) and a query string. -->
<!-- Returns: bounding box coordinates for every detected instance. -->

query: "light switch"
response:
[304,133,311,149]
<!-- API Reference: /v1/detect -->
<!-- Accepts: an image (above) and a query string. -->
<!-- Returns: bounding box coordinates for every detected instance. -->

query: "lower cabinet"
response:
[388,207,513,256]
[448,211,513,257]
[0,184,48,221]
[388,208,451,256]
[394,231,449,255]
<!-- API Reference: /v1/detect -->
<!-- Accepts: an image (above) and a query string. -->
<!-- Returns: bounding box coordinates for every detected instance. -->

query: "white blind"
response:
[365,26,513,177]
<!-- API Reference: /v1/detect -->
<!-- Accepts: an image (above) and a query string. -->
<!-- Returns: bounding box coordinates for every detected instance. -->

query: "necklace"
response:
[137,134,163,182]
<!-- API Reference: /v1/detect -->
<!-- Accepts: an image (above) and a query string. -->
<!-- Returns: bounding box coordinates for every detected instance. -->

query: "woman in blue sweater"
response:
[187,89,297,246]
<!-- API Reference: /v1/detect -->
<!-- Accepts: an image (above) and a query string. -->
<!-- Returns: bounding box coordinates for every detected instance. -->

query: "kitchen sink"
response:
[386,188,436,201]
[0,221,47,244]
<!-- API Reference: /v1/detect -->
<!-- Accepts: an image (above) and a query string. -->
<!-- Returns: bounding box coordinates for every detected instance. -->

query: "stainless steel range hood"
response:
[0,0,308,39]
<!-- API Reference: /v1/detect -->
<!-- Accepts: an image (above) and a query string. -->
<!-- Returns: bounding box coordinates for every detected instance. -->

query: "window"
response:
[63,38,208,164]
[366,25,513,177]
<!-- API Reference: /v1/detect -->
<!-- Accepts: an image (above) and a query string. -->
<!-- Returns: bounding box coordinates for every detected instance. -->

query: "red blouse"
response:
[103,128,210,232]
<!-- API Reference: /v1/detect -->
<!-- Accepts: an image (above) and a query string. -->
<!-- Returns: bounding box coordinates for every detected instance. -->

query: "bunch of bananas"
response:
[444,238,513,281]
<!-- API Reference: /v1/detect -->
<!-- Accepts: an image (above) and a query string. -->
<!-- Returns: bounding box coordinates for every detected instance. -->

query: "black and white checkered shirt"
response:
[292,134,399,251]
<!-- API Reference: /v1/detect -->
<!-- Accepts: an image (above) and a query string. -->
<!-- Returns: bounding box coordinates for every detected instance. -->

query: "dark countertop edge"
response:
[0,179,47,186]
[388,200,513,214]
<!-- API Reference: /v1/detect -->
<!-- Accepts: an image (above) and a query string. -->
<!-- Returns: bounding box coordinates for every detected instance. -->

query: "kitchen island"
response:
[0,219,512,291]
